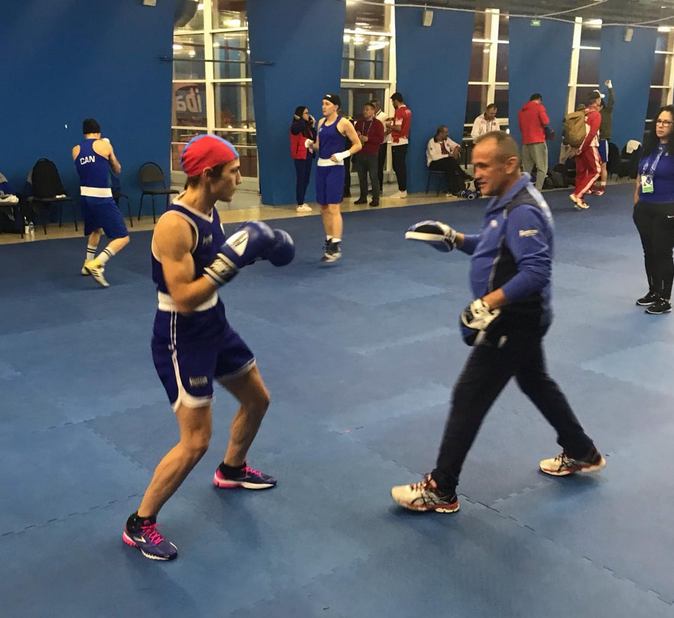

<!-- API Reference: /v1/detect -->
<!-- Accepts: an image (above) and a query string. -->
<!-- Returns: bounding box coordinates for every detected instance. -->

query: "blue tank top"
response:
[75,139,110,188]
[152,197,228,341]
[152,199,227,293]
[318,118,345,160]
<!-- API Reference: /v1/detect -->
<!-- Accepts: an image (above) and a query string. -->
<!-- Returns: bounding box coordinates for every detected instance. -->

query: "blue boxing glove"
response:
[267,229,295,267]
[204,221,275,286]
[459,299,503,346]
[405,220,458,252]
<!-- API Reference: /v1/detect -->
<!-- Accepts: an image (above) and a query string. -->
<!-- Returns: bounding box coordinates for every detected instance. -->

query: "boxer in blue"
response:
[123,135,294,561]
[72,118,129,287]
[305,93,361,262]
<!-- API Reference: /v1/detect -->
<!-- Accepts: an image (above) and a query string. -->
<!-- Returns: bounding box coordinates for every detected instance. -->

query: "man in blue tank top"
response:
[122,135,295,561]
[72,118,129,287]
[305,93,361,262]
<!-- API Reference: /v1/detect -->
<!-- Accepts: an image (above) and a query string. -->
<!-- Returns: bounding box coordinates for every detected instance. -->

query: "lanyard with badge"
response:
[641,146,666,194]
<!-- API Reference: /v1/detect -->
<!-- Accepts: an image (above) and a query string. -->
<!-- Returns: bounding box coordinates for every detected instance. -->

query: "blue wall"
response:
[395,8,474,194]
[600,27,657,150]
[508,18,574,165]
[0,0,174,214]
[248,0,345,206]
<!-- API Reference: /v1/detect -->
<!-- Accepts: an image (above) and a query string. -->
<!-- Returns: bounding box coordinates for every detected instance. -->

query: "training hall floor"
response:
[2,183,674,618]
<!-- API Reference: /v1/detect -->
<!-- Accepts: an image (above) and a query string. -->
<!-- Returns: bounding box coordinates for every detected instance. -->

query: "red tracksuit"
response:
[574,109,601,198]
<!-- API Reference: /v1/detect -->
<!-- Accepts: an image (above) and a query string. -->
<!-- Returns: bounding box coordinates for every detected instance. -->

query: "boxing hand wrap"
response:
[332,150,352,163]
[203,221,275,287]
[405,220,458,252]
[204,254,238,287]
[304,138,315,150]
[459,299,502,347]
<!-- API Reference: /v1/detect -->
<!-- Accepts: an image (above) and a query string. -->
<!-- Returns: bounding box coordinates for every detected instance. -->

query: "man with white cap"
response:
[122,135,294,561]
[569,91,602,210]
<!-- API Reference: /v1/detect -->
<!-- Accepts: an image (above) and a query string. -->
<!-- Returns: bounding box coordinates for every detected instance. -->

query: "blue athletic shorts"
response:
[151,305,255,411]
[82,196,128,239]
[598,140,609,164]
[316,165,345,205]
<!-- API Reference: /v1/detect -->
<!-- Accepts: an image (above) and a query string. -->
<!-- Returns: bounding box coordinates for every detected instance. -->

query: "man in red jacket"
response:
[387,92,412,198]
[518,93,550,192]
[354,102,385,207]
[570,92,602,210]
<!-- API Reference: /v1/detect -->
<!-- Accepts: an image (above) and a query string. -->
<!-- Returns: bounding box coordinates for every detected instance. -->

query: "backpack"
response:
[563,111,587,148]
[548,170,566,189]
[31,159,66,198]
[552,163,572,186]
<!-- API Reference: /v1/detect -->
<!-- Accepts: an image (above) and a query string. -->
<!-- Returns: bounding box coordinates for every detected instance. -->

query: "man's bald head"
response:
[471,131,522,197]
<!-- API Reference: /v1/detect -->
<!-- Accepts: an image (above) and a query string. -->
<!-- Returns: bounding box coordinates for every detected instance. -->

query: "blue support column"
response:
[508,18,574,167]
[248,0,345,206]
[599,26,657,150]
[394,7,474,194]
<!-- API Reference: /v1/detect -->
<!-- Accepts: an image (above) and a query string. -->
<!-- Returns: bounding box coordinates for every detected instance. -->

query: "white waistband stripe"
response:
[158,291,218,312]
[81,187,113,198]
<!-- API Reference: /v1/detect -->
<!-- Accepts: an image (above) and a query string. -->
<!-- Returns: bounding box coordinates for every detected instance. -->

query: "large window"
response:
[340,2,394,119]
[646,28,674,137]
[567,18,601,113]
[465,10,509,138]
[172,0,395,180]
[172,0,256,177]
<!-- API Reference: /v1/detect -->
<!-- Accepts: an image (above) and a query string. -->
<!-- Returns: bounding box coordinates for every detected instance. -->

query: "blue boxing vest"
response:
[75,139,111,190]
[318,118,345,161]
[152,196,228,341]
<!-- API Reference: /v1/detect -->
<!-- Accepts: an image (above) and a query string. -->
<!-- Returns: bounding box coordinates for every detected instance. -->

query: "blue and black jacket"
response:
[460,173,554,330]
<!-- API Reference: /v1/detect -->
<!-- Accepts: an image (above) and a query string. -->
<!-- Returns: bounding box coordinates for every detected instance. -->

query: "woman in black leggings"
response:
[633,105,674,315]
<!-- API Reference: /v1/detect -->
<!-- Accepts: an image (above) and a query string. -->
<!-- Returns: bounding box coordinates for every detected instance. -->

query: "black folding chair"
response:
[137,162,179,223]
[426,169,446,196]
[27,159,77,235]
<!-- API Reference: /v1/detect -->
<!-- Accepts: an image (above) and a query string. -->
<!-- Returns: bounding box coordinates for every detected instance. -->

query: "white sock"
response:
[86,245,97,262]
[332,237,342,244]
[326,235,332,241]
[97,246,116,265]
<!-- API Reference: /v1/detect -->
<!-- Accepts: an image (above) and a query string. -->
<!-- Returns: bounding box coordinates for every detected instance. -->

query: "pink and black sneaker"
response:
[122,515,178,561]
[214,462,277,490]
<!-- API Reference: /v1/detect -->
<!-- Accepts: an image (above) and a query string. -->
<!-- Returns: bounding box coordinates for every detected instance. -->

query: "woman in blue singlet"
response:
[306,93,361,263]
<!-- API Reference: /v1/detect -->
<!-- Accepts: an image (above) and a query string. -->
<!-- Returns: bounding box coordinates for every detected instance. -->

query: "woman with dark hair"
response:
[290,106,315,212]
[633,104,674,314]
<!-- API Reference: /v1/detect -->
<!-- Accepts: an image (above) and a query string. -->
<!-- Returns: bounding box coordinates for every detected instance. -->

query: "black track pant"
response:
[392,144,408,191]
[633,200,674,299]
[432,327,596,495]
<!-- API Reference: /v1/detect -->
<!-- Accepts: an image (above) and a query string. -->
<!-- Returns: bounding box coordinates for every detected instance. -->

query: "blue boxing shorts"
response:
[82,195,129,239]
[316,163,345,205]
[598,139,609,164]
[151,297,255,411]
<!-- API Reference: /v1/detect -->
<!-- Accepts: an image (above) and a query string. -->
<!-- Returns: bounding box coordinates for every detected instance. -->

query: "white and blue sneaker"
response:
[391,474,460,513]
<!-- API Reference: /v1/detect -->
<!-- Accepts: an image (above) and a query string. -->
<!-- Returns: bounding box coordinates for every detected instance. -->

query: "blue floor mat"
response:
[2,184,674,616]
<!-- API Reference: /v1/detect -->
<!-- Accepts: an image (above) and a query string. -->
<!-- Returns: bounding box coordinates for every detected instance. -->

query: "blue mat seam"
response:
[483,491,674,606]
[0,494,140,538]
